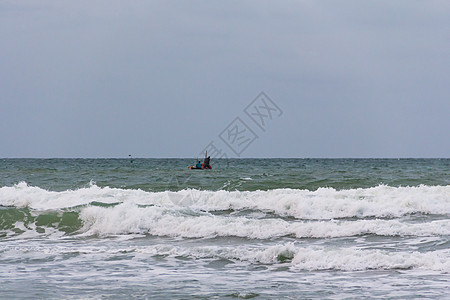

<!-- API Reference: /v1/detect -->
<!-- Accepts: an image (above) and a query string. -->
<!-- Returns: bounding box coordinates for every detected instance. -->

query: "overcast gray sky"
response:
[1,1,449,158]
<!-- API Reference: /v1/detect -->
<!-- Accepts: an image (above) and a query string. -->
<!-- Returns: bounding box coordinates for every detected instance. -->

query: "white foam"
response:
[290,247,450,272]
[184,185,450,219]
[1,241,448,272]
[77,202,450,238]
[0,181,156,210]
[138,243,449,272]
[1,183,449,219]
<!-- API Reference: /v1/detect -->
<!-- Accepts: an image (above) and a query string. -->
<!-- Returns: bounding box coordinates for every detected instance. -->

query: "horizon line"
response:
[1,157,449,160]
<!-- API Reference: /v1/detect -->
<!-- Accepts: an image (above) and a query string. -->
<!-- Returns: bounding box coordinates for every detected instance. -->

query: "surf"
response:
[1,182,449,239]
[1,182,449,217]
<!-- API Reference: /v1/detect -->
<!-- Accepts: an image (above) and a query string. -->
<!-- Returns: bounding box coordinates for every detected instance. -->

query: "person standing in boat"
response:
[203,156,211,169]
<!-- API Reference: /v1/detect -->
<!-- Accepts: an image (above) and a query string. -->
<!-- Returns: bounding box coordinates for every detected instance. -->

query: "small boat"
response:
[188,165,212,170]
[189,151,212,170]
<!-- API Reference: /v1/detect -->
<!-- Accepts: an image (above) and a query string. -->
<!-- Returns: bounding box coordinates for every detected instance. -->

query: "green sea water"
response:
[1,158,448,192]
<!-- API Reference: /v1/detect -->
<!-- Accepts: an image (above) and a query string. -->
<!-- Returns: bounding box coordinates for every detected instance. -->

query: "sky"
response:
[1,0,449,158]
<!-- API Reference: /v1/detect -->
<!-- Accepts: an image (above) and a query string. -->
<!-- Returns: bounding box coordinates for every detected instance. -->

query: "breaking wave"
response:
[1,243,448,272]
[0,182,449,239]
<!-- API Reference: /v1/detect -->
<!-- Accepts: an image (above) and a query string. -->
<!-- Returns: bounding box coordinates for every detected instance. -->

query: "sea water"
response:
[0,158,449,299]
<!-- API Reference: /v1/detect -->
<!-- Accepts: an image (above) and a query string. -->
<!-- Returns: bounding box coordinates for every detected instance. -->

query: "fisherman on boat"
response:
[188,151,212,170]
[203,156,211,169]
[195,160,202,169]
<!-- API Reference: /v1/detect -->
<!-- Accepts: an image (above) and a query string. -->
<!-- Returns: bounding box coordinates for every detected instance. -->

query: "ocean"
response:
[0,158,449,299]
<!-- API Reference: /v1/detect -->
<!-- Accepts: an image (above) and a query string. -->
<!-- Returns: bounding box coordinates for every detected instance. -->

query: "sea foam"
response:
[2,242,448,272]
[1,182,449,218]
[1,182,449,239]
[78,202,450,238]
